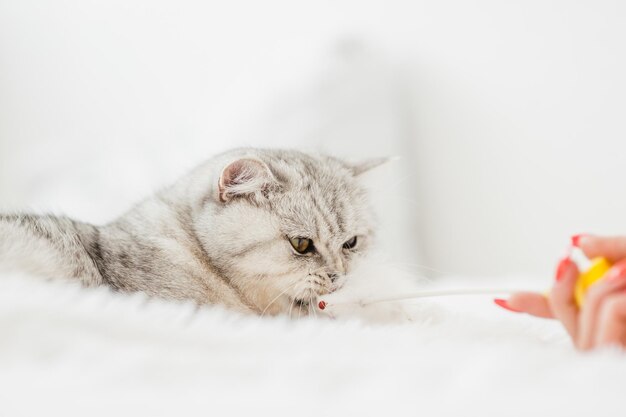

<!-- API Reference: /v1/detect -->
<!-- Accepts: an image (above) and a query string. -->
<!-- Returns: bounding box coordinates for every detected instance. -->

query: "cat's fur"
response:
[0,148,383,316]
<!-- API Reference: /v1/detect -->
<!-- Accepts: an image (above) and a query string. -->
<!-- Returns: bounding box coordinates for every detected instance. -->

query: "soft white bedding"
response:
[2,271,625,417]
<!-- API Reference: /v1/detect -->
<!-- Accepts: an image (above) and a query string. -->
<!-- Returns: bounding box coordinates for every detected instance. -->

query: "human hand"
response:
[496,235,626,350]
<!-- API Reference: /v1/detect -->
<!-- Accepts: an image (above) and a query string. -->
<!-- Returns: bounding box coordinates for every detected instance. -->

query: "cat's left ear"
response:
[349,157,392,176]
[218,158,276,202]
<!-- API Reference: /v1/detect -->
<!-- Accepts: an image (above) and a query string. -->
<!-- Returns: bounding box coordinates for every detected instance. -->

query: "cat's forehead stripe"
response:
[310,193,338,236]
[263,150,371,246]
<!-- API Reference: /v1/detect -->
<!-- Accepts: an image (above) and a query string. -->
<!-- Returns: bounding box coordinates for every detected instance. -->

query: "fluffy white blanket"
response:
[2,269,625,417]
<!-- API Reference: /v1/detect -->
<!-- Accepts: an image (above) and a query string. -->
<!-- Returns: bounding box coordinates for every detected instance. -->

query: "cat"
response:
[0,148,388,316]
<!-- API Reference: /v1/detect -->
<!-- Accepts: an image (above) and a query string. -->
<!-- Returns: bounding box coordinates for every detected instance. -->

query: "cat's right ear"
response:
[349,157,393,176]
[217,158,276,203]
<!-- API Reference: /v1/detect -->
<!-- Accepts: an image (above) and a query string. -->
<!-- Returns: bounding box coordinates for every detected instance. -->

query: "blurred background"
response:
[1,0,626,280]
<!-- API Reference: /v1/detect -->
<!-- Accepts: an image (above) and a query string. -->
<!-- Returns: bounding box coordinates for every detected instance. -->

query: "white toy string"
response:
[319,288,530,310]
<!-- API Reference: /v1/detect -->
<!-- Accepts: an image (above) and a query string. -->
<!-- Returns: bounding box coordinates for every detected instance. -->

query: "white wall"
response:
[1,0,626,279]
[400,1,626,277]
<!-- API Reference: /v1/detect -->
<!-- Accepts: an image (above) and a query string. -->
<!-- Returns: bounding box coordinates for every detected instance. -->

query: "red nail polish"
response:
[494,299,522,313]
[571,234,588,248]
[318,301,327,310]
[556,257,572,282]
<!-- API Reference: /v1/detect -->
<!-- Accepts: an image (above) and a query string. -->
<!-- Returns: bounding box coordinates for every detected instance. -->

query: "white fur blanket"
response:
[2,270,625,417]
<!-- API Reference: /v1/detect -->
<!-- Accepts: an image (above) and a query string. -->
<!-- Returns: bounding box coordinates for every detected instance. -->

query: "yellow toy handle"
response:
[574,257,612,307]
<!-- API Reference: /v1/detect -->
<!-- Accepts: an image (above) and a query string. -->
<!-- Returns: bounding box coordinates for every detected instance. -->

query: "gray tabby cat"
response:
[0,148,383,316]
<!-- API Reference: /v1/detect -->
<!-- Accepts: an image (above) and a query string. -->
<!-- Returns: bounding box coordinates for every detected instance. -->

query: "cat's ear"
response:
[218,158,276,202]
[349,157,392,176]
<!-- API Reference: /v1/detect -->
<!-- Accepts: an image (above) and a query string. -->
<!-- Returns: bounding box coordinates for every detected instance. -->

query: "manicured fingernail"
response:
[318,301,327,310]
[571,234,588,247]
[604,264,626,283]
[556,257,573,282]
[494,298,522,313]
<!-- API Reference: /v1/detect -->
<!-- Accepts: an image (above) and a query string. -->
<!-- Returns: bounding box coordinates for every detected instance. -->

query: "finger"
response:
[549,257,580,342]
[577,235,626,263]
[506,292,554,318]
[594,293,626,349]
[577,260,626,350]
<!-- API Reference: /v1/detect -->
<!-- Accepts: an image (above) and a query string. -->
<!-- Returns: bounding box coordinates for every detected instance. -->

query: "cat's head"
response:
[192,149,385,315]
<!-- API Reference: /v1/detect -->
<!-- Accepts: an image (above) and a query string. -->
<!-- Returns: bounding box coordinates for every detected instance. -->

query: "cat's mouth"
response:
[289,288,324,309]
[290,290,319,309]
[290,282,343,308]
[293,298,310,308]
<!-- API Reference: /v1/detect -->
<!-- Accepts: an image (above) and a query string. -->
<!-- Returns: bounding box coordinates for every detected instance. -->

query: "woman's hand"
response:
[497,236,626,350]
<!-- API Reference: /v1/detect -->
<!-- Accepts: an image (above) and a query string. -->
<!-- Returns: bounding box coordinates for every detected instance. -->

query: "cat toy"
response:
[318,249,612,311]
[572,256,611,307]
[317,288,519,311]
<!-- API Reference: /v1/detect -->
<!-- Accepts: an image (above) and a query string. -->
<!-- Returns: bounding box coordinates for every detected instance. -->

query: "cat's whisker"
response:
[260,279,300,318]
[309,295,318,320]
[297,299,302,320]
[287,287,298,319]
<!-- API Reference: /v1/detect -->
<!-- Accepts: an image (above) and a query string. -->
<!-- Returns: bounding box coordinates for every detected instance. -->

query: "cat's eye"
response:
[289,237,315,254]
[343,236,358,250]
